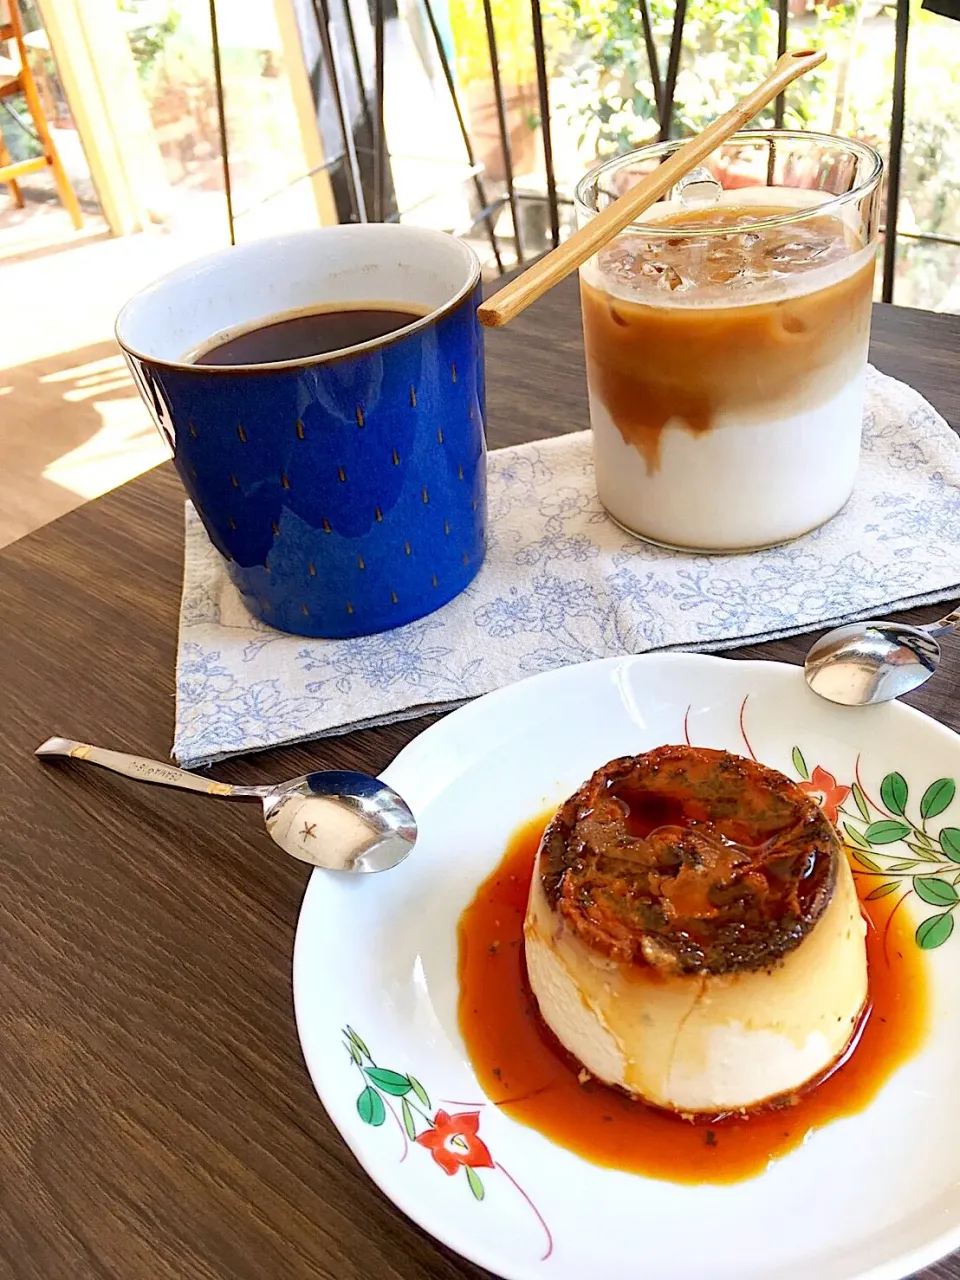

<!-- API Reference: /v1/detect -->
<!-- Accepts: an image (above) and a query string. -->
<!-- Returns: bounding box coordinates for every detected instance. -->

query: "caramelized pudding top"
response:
[459,812,927,1184]
[538,745,840,977]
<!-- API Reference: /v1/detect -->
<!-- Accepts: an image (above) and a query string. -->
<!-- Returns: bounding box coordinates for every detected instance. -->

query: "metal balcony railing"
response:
[207,0,918,305]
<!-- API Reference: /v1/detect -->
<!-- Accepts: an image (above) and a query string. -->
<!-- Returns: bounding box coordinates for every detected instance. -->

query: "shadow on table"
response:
[0,337,168,548]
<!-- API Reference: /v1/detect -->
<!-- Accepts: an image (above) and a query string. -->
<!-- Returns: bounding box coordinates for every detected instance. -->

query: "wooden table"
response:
[3,277,960,1280]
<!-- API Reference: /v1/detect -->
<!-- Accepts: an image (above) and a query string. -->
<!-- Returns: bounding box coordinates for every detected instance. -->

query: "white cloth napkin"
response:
[174,366,960,766]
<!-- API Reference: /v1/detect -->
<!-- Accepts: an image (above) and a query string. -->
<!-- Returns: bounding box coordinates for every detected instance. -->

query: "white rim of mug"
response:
[574,129,884,238]
[114,226,482,375]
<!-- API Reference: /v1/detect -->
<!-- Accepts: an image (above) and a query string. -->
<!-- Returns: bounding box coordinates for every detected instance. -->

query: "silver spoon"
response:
[36,737,416,873]
[804,607,960,707]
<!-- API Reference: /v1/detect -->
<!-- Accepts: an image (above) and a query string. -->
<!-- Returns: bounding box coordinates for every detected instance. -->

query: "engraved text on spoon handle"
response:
[924,607,960,638]
[35,737,269,799]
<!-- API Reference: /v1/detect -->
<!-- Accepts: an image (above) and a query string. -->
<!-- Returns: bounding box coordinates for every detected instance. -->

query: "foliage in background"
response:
[842,0,960,307]
[449,0,539,85]
[119,1,182,83]
[0,99,41,163]
[0,0,46,160]
[542,0,960,308]
[542,0,852,158]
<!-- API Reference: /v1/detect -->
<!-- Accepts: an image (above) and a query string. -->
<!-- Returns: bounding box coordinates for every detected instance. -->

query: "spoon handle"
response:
[35,737,269,800]
[924,607,960,638]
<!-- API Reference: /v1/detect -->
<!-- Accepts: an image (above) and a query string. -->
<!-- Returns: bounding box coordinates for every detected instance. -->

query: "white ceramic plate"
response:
[294,653,960,1280]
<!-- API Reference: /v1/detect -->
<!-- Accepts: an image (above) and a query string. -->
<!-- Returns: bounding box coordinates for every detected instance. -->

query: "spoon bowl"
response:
[36,738,416,873]
[262,769,417,872]
[804,620,943,707]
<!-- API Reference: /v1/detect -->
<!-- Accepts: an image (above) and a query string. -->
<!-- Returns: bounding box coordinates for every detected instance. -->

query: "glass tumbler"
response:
[575,131,883,552]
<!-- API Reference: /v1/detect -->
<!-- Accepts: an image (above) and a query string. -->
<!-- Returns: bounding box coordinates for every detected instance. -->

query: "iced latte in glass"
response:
[576,132,883,551]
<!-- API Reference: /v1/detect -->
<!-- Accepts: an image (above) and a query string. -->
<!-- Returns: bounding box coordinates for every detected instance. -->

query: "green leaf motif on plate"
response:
[920,778,956,821]
[851,847,881,872]
[365,1067,413,1096]
[866,881,900,900]
[357,1086,386,1127]
[880,772,909,817]
[940,827,960,863]
[843,823,873,853]
[791,746,808,780]
[407,1074,431,1109]
[917,912,955,950]
[888,861,919,872]
[851,782,871,823]
[907,841,942,862]
[913,876,960,907]
[465,1167,485,1201]
[347,1040,362,1066]
[401,1096,416,1141]
[865,819,912,845]
[347,1027,371,1059]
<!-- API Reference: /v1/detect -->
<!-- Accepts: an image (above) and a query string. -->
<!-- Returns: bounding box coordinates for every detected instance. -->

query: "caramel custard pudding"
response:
[523,746,867,1113]
[580,197,876,550]
[458,799,926,1184]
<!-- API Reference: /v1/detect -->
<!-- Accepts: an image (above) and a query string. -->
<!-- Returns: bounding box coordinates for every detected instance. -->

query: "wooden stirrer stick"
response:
[477,48,826,329]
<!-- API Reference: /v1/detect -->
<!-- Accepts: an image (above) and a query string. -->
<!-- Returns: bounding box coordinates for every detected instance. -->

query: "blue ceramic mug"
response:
[116,225,486,639]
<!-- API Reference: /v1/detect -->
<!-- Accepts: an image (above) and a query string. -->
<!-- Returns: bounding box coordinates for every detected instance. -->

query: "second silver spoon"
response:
[36,737,416,873]
[804,607,960,707]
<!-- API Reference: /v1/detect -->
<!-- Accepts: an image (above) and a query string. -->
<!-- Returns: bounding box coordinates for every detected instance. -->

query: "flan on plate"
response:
[524,745,868,1114]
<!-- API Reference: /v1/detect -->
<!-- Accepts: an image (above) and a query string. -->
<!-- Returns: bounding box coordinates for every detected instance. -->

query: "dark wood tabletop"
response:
[3,275,960,1280]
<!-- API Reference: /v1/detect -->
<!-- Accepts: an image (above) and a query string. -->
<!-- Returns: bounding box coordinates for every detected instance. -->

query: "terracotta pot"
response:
[464,80,539,182]
[710,150,857,196]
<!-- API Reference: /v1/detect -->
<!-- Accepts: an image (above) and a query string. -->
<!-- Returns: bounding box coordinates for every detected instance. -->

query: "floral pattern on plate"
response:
[698,694,960,952]
[796,753,960,950]
[344,1026,553,1258]
[298,654,960,1280]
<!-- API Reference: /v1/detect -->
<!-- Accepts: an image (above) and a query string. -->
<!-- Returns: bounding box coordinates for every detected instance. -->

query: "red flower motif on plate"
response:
[415,1110,494,1176]
[798,765,850,825]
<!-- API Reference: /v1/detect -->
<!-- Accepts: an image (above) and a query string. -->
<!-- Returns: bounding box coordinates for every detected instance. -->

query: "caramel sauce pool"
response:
[457,814,929,1184]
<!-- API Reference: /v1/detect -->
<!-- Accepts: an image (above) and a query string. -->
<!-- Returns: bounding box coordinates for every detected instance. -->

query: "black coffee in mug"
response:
[195,304,425,366]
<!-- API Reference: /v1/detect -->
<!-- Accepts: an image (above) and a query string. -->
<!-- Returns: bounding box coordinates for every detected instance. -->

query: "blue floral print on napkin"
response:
[175,366,960,766]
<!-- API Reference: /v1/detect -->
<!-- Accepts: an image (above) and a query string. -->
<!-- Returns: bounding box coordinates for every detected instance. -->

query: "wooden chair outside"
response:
[0,0,81,228]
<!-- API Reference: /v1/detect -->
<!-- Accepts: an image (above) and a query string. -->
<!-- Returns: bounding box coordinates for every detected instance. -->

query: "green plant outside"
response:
[541,0,960,307]
[118,0,182,83]
[542,0,850,158]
